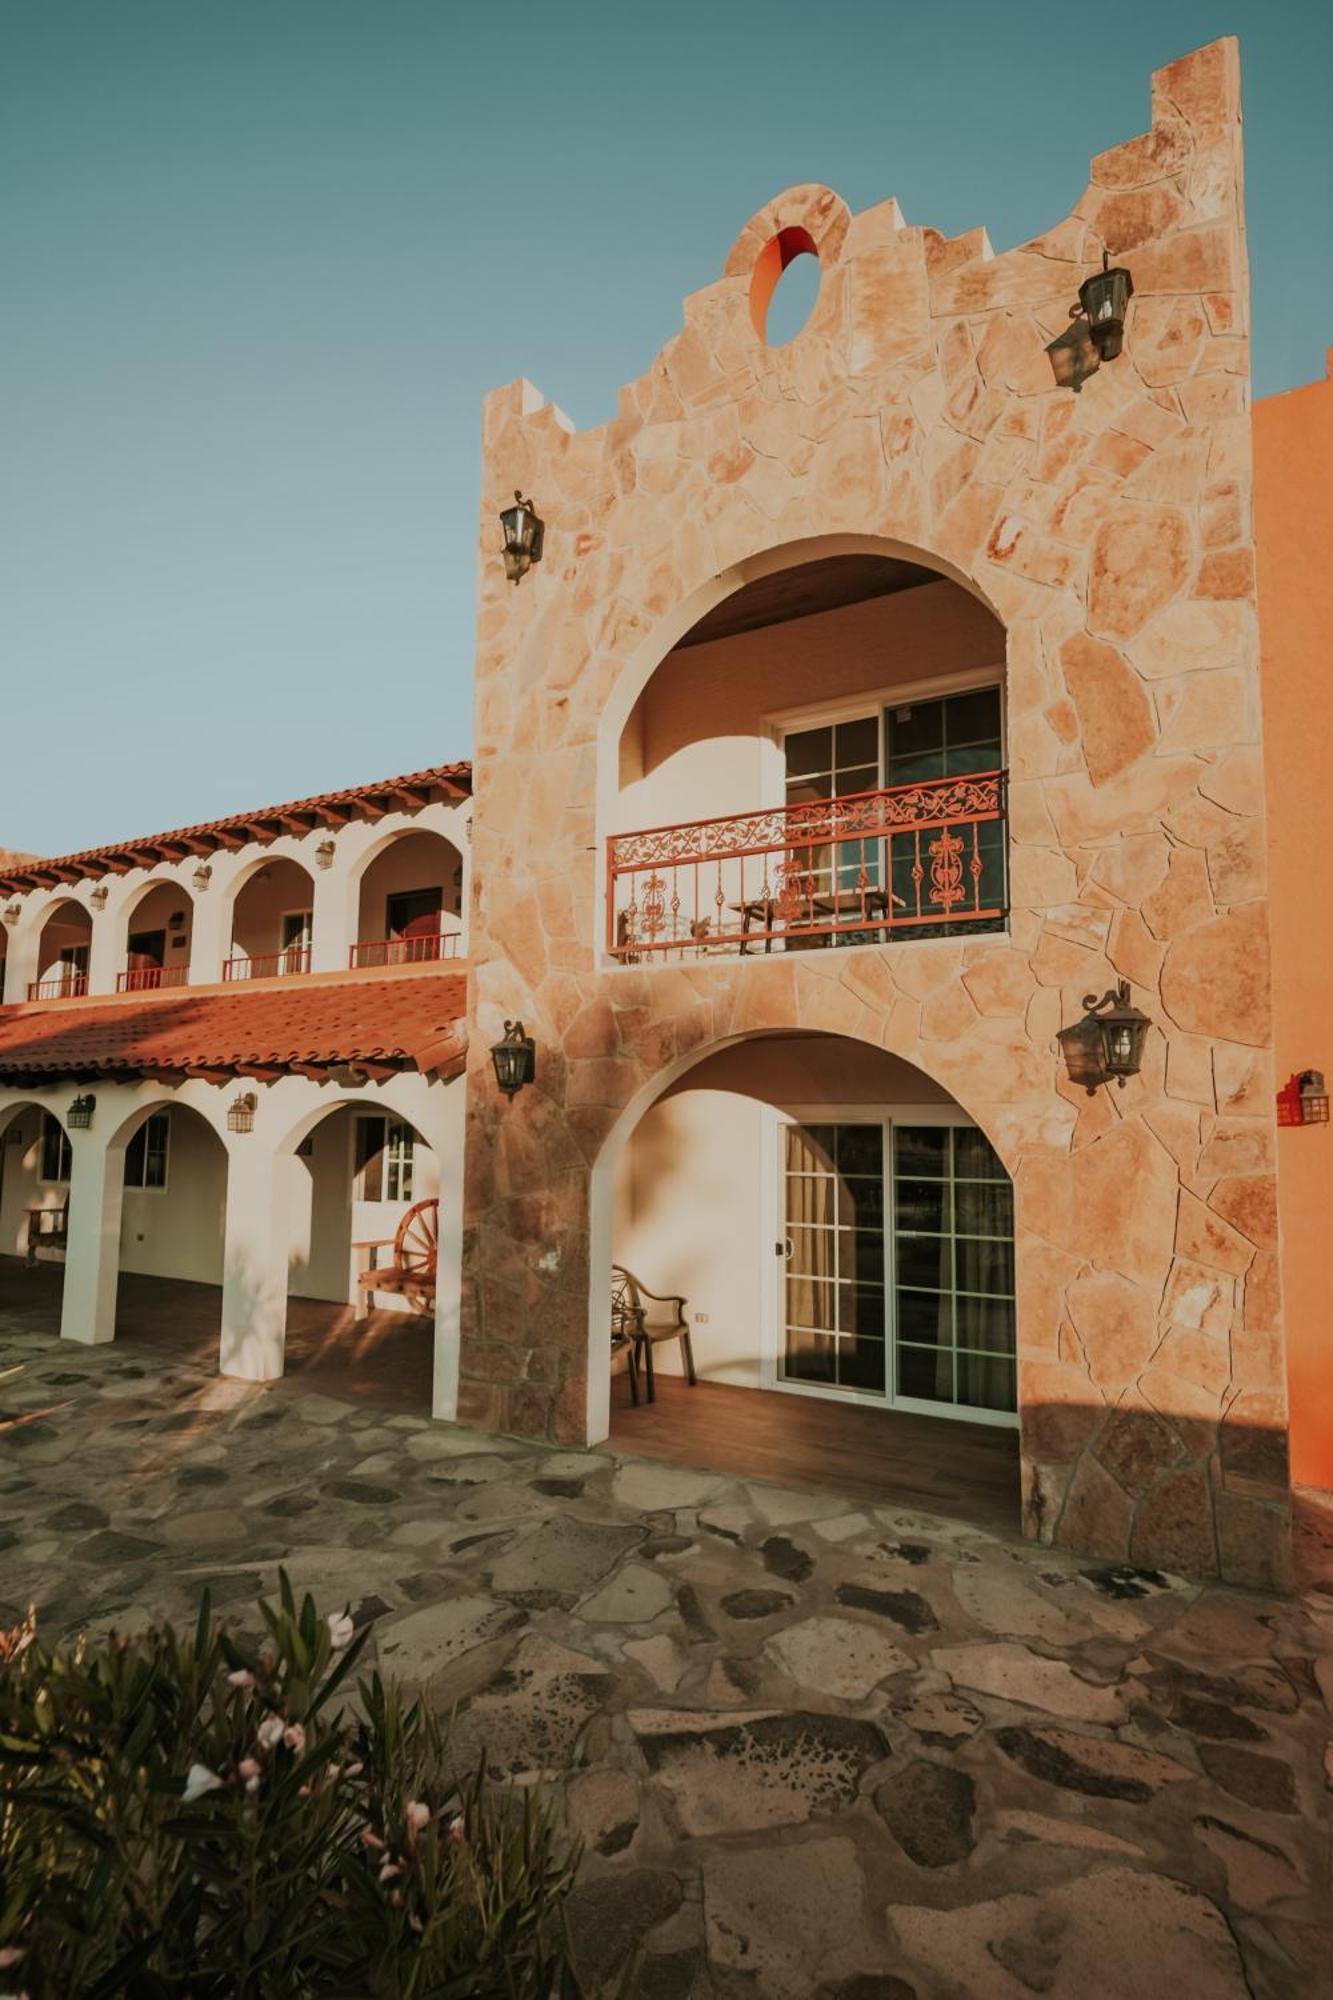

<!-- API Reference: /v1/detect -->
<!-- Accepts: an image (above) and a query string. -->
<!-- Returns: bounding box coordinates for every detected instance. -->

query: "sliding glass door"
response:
[778,1114,1016,1422]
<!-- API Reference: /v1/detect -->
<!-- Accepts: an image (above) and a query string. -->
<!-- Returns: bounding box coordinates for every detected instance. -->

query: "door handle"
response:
[776,1238,793,1259]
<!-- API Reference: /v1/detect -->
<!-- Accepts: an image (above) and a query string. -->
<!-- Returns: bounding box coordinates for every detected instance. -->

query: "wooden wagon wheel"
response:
[393,1197,438,1312]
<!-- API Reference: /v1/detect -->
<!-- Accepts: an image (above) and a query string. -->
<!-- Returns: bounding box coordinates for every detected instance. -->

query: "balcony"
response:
[27,971,89,1002]
[348,931,462,970]
[608,771,1007,961]
[222,946,312,982]
[117,965,189,993]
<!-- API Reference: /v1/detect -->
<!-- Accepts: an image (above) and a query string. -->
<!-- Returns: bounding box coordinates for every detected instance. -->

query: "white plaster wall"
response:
[229,859,315,964]
[355,830,465,945]
[118,1110,227,1284]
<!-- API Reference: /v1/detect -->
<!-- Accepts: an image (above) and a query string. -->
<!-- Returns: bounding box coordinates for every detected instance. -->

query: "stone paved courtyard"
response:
[3,1322,1331,1997]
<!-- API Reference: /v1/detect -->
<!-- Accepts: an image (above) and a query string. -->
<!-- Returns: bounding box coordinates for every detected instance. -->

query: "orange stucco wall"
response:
[1255,353,1333,1488]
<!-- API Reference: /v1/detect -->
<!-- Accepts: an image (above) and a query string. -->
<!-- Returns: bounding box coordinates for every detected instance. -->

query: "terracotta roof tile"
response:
[0,761,472,893]
[0,974,468,1087]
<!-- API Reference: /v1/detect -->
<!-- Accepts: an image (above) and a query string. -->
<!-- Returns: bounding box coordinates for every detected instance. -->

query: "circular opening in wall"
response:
[750,225,821,346]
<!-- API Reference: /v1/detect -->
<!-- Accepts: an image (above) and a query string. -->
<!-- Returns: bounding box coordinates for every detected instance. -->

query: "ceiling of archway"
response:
[673,554,942,651]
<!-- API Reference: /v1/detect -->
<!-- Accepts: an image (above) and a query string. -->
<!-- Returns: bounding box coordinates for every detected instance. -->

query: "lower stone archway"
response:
[589,1029,1021,1532]
[0,1098,73,1337]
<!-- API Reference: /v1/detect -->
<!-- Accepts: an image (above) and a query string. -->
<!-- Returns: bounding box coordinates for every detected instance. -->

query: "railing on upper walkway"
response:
[222,946,313,982]
[27,971,89,1001]
[116,964,189,993]
[607,771,1008,962]
[348,931,462,970]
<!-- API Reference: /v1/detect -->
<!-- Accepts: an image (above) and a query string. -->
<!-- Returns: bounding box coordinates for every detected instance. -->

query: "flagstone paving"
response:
[3,1321,1332,1997]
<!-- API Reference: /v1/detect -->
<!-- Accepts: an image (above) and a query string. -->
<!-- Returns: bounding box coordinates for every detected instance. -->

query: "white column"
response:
[431,1079,466,1422]
[87,901,119,996]
[310,863,355,974]
[2,919,40,1005]
[188,876,228,986]
[219,1141,289,1380]
[59,1133,125,1346]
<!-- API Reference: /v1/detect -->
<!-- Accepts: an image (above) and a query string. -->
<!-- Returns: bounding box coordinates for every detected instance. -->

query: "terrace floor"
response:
[2,1317,1331,1997]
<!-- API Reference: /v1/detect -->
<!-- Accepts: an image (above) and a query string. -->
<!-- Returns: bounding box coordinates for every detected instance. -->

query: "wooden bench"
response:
[612,1264,697,1405]
[353,1197,438,1318]
[25,1200,69,1265]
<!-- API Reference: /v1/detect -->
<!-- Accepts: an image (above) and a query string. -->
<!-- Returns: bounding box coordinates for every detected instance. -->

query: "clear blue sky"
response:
[2,1,1329,856]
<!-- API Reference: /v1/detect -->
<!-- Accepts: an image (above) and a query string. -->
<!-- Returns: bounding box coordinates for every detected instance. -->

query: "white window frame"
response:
[124,1111,171,1193]
[353,1115,415,1205]
[763,1100,1018,1430]
[762,664,1006,811]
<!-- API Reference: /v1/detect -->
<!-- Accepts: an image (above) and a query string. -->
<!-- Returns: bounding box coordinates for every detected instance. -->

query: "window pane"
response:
[788,1125,836,1173]
[835,763,878,800]
[896,1234,952,1291]
[895,1178,951,1234]
[835,715,878,768]
[886,702,944,765]
[898,1345,954,1403]
[894,1126,949,1178]
[788,1225,835,1278]
[786,773,833,805]
[944,687,1001,749]
[952,1127,1006,1181]
[954,1179,1013,1237]
[839,1337,886,1393]
[787,1275,836,1331]
[124,1122,146,1188]
[957,1350,1017,1413]
[897,1288,953,1346]
[836,1125,883,1178]
[785,1333,836,1383]
[955,1294,1017,1355]
[956,1235,1015,1298]
[785,728,832,781]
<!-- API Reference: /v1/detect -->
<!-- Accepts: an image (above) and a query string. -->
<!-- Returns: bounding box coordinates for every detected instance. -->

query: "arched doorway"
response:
[0,1100,71,1335]
[593,1032,1020,1529]
[117,880,194,990]
[276,1100,441,1408]
[350,830,464,968]
[28,899,93,1000]
[224,857,316,981]
[107,1100,228,1361]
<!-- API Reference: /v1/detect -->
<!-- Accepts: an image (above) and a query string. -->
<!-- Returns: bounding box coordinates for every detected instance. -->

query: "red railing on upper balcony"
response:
[222,946,312,982]
[348,931,462,970]
[607,771,1008,960]
[116,964,189,993]
[27,971,89,1002]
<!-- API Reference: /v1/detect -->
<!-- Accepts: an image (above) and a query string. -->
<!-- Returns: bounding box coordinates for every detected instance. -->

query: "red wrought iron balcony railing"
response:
[608,771,1008,961]
[116,964,189,993]
[222,946,312,982]
[27,971,90,1001]
[348,931,462,970]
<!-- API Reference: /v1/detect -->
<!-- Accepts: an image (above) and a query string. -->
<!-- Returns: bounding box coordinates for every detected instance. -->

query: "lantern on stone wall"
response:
[1047,252,1134,390]
[499,492,545,585]
[1298,1070,1330,1125]
[1058,981,1152,1094]
[490,1020,536,1098]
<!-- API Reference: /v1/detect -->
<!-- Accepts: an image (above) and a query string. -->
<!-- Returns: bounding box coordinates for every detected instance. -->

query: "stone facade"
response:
[460,38,1290,1587]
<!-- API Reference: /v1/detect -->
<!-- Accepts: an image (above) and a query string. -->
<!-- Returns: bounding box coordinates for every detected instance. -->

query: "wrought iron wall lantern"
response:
[1046,252,1135,393]
[315,838,337,870]
[1297,1070,1329,1125]
[89,883,109,910]
[491,1019,536,1098]
[226,1091,258,1134]
[2,901,20,926]
[192,863,212,893]
[167,910,187,933]
[499,492,545,585]
[1058,980,1152,1094]
[67,1093,96,1130]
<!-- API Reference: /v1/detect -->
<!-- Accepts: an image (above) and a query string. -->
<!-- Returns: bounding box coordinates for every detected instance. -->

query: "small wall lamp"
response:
[67,1093,96,1130]
[1047,252,1135,393]
[1279,1069,1329,1127]
[89,883,109,910]
[1058,981,1152,1094]
[500,491,545,585]
[2,902,21,926]
[192,863,212,893]
[491,1019,536,1098]
[315,838,337,870]
[226,1091,258,1134]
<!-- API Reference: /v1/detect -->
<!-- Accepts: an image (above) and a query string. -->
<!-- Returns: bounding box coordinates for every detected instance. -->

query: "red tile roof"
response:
[0,762,473,895]
[0,974,468,1087]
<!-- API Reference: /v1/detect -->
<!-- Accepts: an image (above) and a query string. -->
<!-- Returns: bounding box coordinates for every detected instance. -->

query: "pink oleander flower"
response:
[405,1799,431,1834]
[379,1861,402,1884]
[327,1610,355,1650]
[283,1723,306,1755]
[325,1763,342,1783]
[446,1815,466,1847]
[183,1763,224,1804]
[227,1668,256,1690]
[0,1946,23,1968]
[256,1715,284,1752]
[361,1827,386,1850]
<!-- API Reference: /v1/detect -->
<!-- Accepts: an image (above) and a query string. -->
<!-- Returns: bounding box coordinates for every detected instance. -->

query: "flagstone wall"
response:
[461,38,1290,1586]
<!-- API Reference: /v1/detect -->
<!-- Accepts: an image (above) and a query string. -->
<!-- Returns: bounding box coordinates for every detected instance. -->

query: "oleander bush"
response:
[0,1574,582,1997]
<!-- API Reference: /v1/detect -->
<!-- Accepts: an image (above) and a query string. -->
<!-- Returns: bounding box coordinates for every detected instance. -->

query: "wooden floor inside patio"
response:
[609,1372,1021,1534]
[0,1255,433,1412]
